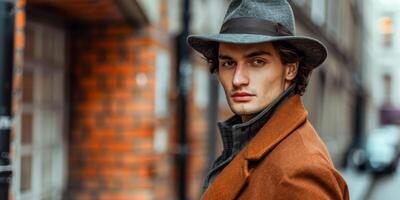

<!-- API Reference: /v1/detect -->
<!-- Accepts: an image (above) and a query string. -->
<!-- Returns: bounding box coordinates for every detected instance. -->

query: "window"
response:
[311,0,326,26]
[293,0,307,6]
[326,0,340,39]
[14,19,66,200]
[379,16,394,48]
[383,73,392,105]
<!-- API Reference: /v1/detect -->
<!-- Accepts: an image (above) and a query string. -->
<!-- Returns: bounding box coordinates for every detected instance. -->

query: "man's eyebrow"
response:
[218,55,233,60]
[244,50,272,58]
[218,50,272,60]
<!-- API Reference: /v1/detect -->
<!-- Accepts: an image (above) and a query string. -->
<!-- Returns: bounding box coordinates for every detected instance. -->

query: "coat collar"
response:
[244,95,308,160]
[216,85,295,160]
[201,95,308,200]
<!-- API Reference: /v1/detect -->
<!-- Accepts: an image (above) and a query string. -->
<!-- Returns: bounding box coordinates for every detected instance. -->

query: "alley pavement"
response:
[341,164,400,200]
[365,168,400,200]
[341,168,373,200]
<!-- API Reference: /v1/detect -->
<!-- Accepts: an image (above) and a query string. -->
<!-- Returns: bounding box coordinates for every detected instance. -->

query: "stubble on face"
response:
[227,87,258,114]
[218,42,290,121]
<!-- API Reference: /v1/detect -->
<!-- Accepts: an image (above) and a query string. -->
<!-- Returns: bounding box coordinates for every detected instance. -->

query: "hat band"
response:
[220,17,293,36]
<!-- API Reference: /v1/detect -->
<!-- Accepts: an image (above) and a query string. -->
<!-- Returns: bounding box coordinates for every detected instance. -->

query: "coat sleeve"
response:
[273,163,349,200]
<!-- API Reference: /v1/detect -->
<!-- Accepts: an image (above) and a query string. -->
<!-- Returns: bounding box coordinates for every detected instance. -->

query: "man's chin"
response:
[231,107,260,116]
[228,101,262,114]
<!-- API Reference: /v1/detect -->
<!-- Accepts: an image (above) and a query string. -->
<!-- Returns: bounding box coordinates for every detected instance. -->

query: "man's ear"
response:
[285,62,299,81]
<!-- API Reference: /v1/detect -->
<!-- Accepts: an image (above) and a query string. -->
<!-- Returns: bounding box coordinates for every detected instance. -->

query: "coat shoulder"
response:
[241,120,349,200]
[265,120,332,167]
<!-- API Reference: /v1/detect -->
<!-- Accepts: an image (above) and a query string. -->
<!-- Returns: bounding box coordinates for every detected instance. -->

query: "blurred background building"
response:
[1,0,400,200]
[363,0,400,129]
[290,0,364,166]
[7,0,178,199]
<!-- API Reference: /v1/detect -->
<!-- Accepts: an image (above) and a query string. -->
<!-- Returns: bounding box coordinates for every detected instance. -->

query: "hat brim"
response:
[187,34,327,69]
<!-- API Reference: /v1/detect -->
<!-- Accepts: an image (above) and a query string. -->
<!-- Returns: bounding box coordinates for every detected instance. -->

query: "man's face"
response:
[218,42,297,120]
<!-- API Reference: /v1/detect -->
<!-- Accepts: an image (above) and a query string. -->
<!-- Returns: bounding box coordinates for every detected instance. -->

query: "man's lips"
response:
[230,92,255,102]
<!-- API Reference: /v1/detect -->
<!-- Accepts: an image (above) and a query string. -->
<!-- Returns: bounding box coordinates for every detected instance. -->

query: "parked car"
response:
[346,146,368,171]
[364,126,400,174]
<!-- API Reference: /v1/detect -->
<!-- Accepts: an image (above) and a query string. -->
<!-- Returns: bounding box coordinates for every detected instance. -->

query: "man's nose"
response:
[232,64,249,88]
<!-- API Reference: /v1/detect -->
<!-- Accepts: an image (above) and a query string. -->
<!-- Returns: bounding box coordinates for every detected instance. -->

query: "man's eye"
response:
[252,59,266,66]
[221,60,235,68]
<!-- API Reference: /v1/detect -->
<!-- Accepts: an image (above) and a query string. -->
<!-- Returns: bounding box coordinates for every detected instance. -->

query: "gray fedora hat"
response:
[187,0,327,69]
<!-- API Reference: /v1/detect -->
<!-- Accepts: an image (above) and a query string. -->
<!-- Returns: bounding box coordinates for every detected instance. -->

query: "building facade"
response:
[290,0,364,165]
[10,0,178,199]
[362,0,400,129]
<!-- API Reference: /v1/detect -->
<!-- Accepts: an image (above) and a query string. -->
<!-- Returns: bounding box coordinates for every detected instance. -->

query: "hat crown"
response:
[223,0,295,35]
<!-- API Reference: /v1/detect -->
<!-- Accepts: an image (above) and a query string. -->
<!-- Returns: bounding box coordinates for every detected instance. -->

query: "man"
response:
[187,0,349,199]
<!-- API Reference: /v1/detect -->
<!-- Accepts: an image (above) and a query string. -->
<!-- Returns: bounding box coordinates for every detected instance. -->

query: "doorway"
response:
[13,19,67,200]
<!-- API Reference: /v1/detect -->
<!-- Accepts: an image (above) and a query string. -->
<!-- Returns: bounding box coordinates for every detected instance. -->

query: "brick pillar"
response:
[10,0,26,199]
[67,25,173,200]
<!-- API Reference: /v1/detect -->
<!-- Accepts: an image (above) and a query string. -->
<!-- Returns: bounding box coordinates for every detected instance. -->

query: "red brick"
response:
[94,40,118,49]
[99,192,153,200]
[15,11,26,29]
[119,179,152,190]
[14,31,24,49]
[78,77,98,89]
[102,115,133,127]
[104,142,133,152]
[85,91,108,101]
[80,52,97,63]
[133,138,154,153]
[14,52,24,67]
[106,76,119,88]
[125,102,153,113]
[81,167,97,178]
[137,64,155,73]
[119,77,137,88]
[118,154,155,166]
[13,73,22,93]
[96,128,118,139]
[138,167,152,178]
[109,90,133,100]
[66,192,94,200]
[76,116,97,127]
[99,167,133,178]
[87,153,117,165]
[122,128,153,138]
[126,38,156,47]
[73,141,102,151]
[91,64,135,75]
[75,102,104,113]
[17,0,26,8]
[106,26,133,35]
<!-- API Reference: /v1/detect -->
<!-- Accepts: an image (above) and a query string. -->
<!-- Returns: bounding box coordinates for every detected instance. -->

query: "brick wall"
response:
[10,0,26,199]
[10,0,215,199]
[67,25,174,200]
[12,1,25,121]
[187,81,208,199]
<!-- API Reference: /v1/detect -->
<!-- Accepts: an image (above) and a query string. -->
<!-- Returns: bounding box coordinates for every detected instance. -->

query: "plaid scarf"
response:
[202,85,295,191]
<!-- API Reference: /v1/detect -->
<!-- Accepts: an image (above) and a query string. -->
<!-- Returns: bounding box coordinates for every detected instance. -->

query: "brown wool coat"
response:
[201,95,349,200]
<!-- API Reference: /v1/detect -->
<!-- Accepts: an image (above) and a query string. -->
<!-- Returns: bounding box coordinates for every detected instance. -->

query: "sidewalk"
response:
[340,168,374,200]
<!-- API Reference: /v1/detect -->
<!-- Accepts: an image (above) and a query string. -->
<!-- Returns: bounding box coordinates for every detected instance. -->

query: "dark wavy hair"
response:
[205,41,313,96]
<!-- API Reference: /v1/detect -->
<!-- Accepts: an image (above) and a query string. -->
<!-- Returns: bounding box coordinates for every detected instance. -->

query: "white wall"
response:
[363,0,400,130]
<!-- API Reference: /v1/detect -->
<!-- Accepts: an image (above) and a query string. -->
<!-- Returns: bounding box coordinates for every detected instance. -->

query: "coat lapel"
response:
[245,95,308,161]
[201,152,250,200]
[201,95,308,200]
